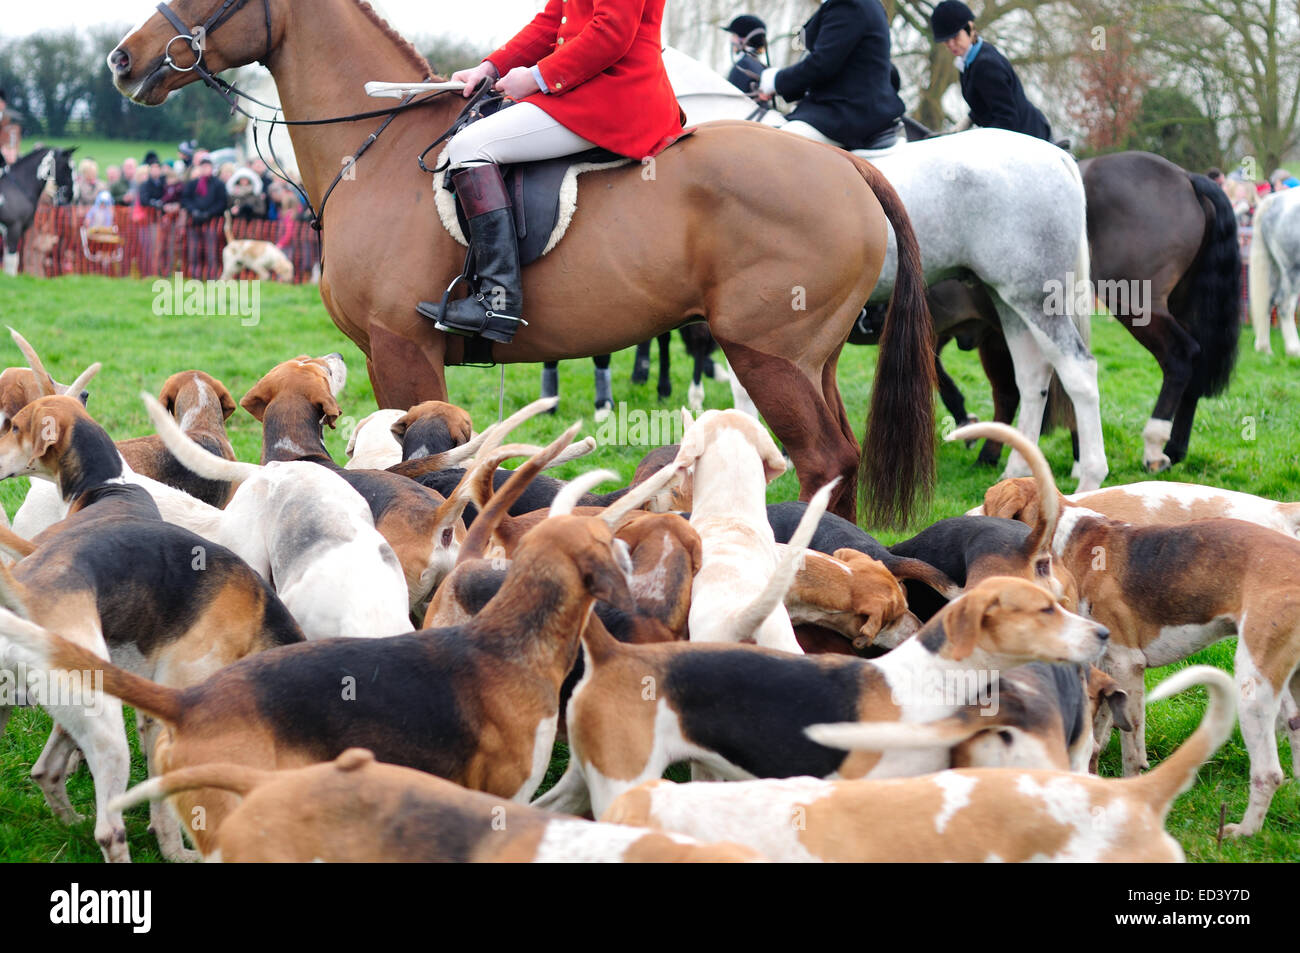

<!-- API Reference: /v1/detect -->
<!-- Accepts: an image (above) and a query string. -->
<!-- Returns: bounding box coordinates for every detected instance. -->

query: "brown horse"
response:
[107,0,934,527]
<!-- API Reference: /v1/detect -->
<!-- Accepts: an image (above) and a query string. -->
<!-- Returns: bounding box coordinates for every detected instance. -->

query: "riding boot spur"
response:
[418,163,525,345]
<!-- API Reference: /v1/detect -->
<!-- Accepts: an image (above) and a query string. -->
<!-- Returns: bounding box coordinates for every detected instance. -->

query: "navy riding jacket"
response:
[960,40,1052,140]
[774,0,905,149]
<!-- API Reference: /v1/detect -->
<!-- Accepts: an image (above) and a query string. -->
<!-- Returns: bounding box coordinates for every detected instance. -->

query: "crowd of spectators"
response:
[65,140,319,280]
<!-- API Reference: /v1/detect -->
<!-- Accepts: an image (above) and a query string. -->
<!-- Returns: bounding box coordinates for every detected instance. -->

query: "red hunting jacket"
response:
[486,0,685,159]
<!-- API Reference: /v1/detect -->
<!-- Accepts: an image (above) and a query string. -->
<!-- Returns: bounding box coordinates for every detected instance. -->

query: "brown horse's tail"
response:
[846,155,935,530]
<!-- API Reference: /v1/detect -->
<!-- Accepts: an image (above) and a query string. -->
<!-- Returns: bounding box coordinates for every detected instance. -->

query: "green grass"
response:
[37,137,183,172]
[0,274,1296,862]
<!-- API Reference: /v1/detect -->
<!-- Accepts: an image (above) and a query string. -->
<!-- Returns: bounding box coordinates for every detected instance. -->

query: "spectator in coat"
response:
[930,0,1052,141]
[757,0,906,151]
[181,157,227,278]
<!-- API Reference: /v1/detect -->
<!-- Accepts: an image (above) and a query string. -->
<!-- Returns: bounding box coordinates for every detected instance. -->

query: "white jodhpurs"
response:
[776,119,845,148]
[445,101,598,168]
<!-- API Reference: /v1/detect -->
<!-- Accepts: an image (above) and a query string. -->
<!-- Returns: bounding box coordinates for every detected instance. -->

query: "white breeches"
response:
[445,102,597,168]
[776,119,845,149]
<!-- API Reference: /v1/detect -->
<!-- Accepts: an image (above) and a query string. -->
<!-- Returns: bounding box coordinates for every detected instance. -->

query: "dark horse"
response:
[909,149,1240,471]
[0,147,76,276]
[110,0,937,527]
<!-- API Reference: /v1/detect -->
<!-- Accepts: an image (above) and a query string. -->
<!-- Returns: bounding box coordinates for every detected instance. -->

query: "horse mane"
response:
[353,1,439,80]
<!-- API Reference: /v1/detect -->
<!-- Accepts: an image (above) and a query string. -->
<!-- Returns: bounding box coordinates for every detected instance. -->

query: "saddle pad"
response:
[434,149,632,266]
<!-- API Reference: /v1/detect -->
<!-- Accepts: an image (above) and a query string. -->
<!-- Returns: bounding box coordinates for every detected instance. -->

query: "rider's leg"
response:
[777,120,845,148]
[418,103,596,344]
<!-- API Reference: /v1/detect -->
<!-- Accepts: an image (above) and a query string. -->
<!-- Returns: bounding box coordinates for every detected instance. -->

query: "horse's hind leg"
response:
[593,354,613,422]
[3,230,21,277]
[656,334,672,401]
[996,298,1106,491]
[1278,282,1300,358]
[975,331,1019,466]
[1120,305,1199,470]
[719,337,858,521]
[631,341,652,385]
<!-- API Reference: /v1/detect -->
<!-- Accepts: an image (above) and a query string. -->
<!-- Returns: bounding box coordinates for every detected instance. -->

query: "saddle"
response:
[446,146,627,266]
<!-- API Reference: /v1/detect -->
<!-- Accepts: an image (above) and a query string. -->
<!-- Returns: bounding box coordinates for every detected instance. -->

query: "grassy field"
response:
[0,274,1295,863]
[37,137,184,172]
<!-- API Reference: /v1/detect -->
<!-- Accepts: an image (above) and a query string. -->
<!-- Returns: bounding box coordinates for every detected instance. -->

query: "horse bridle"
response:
[154,0,273,75]
[147,0,483,248]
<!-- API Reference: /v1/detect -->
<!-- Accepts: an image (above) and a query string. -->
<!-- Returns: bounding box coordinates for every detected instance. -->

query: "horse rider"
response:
[754,0,905,151]
[417,0,686,345]
[722,15,768,95]
[930,1,1052,141]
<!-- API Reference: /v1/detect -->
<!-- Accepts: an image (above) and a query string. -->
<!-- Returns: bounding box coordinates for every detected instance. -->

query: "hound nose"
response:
[1095,625,1109,642]
[108,48,132,75]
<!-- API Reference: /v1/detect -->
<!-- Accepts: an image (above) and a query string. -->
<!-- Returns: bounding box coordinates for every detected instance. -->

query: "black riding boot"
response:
[417,164,524,345]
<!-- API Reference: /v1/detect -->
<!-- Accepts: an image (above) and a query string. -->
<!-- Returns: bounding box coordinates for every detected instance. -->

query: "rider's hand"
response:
[495,66,542,101]
[452,61,499,97]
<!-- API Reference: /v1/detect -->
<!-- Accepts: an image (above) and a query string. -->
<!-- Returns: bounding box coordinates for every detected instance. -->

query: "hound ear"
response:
[985,478,1037,524]
[942,587,998,661]
[756,429,787,483]
[240,378,275,422]
[390,408,417,444]
[27,409,64,464]
[317,390,342,429]
[1088,666,1133,731]
[214,381,237,420]
[576,543,635,613]
[157,375,184,415]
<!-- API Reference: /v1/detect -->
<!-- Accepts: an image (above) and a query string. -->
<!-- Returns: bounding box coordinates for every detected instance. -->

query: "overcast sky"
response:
[0,1,548,46]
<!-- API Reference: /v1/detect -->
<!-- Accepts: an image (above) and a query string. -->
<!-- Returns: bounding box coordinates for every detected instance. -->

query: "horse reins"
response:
[151,0,474,248]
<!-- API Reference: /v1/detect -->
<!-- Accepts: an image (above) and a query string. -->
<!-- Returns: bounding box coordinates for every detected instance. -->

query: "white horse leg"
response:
[1278,286,1300,358]
[993,312,1053,481]
[2,250,18,277]
[995,296,1107,492]
[1249,221,1276,354]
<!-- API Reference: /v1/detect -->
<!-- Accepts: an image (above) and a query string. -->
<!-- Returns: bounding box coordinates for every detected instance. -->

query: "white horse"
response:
[1250,188,1300,357]
[664,48,1106,491]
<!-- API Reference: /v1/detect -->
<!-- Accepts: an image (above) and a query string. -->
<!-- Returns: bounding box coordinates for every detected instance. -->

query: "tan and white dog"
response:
[535,576,1110,819]
[110,748,763,863]
[221,214,294,281]
[956,421,1300,837]
[976,478,1300,540]
[676,409,837,654]
[604,666,1234,862]
[344,408,407,470]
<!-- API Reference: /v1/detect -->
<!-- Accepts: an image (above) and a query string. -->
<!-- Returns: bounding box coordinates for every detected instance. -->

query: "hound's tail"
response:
[142,392,261,487]
[949,421,1060,581]
[731,478,839,642]
[109,761,271,815]
[845,153,935,530]
[1125,666,1237,819]
[0,524,36,561]
[805,709,991,752]
[1249,192,1279,353]
[223,210,235,244]
[0,607,185,723]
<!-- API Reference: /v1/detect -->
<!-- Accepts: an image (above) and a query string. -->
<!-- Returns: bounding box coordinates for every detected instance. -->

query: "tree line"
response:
[3,4,1296,173]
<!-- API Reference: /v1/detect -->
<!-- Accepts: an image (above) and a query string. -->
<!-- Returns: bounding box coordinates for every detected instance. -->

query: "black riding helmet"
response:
[722,14,768,51]
[930,0,976,42]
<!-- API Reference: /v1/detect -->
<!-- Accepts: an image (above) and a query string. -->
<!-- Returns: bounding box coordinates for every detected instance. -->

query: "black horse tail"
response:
[1177,173,1242,398]
[848,155,936,530]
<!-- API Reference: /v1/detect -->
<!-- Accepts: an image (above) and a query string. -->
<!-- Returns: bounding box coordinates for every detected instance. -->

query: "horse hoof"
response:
[594,401,613,424]
[1287,349,1300,360]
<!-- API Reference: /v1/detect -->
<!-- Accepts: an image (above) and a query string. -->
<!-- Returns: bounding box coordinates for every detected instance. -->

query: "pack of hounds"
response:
[0,329,1295,864]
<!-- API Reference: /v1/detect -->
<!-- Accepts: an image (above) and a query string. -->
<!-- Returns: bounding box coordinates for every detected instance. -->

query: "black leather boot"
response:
[418,164,524,345]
